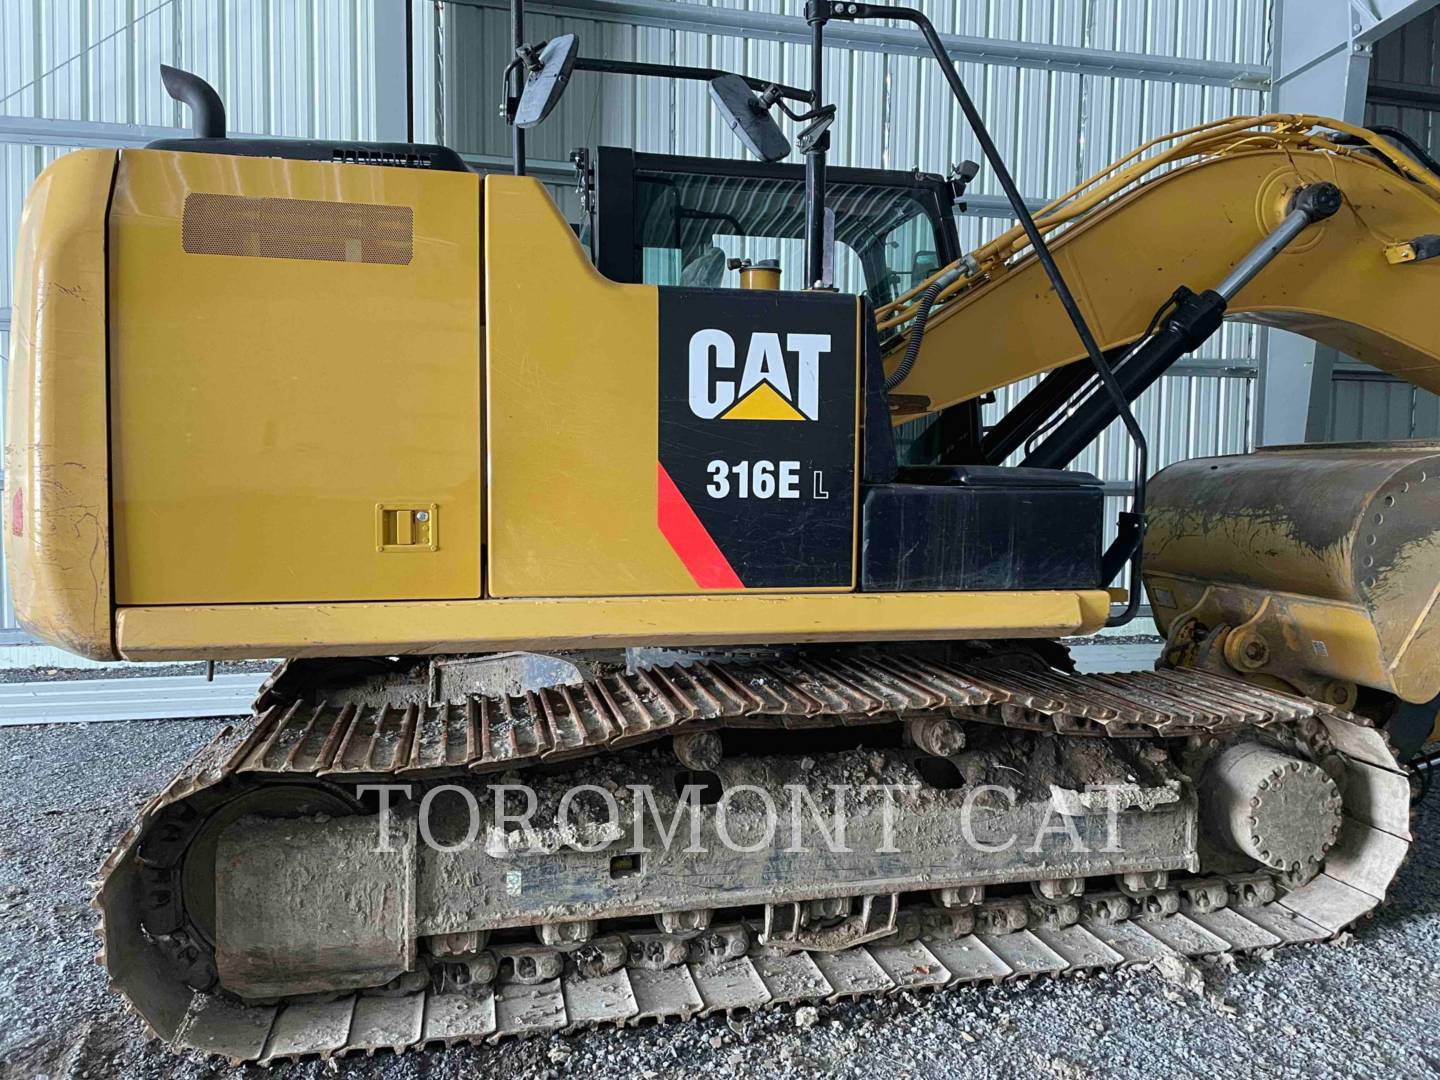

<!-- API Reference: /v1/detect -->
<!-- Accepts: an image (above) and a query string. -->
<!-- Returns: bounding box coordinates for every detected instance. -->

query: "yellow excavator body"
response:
[13,118,1440,677]
[7,148,1118,661]
[6,100,1434,1062]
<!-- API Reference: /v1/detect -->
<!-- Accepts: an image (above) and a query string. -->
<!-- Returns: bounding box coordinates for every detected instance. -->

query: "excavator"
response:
[5,0,1435,1062]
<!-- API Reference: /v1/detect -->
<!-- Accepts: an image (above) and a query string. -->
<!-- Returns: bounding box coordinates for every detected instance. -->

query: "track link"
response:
[94,654,1414,1063]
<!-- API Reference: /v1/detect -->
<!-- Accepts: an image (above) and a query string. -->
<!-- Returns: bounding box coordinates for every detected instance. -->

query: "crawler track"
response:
[94,653,1413,1063]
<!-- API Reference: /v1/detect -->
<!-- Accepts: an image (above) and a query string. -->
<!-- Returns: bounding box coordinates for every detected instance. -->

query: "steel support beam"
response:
[0,673,263,725]
[0,115,186,148]
[0,115,280,150]
[455,0,1269,89]
[1368,77,1440,109]
[374,0,412,141]
[1353,0,1440,42]
[1258,0,1440,445]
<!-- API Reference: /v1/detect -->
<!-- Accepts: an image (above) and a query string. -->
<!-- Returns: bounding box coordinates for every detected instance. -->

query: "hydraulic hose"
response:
[884,267,961,393]
[1331,124,1440,180]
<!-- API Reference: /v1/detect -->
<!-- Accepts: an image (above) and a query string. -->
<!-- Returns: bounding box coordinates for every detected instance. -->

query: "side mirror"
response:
[515,34,579,128]
[708,74,791,162]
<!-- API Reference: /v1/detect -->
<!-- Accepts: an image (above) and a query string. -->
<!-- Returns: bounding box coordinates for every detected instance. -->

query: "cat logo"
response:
[687,328,830,421]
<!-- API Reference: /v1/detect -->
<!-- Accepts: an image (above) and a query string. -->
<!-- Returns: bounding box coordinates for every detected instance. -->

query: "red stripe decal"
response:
[657,462,744,590]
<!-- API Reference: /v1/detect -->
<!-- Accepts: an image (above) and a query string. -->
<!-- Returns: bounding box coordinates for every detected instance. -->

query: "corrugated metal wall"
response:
[1329,6,1440,442]
[1367,4,1440,156]
[437,0,1269,537]
[1,1,378,135]
[0,0,380,639]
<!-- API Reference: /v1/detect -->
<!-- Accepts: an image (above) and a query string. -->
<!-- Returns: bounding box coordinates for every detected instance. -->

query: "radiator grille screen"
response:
[181,193,413,265]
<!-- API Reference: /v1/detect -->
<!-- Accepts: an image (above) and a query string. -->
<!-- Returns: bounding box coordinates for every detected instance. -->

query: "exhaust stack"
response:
[160,64,226,139]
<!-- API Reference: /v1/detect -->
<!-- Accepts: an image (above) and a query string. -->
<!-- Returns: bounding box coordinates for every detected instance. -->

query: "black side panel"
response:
[658,288,858,588]
[860,478,1103,591]
[861,302,899,485]
[593,146,638,282]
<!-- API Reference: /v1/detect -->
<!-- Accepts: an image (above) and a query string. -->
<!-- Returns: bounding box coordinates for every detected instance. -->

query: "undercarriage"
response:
[97,644,1412,1063]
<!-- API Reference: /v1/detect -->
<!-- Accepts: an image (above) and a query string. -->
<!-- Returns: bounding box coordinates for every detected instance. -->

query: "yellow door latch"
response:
[376,504,438,552]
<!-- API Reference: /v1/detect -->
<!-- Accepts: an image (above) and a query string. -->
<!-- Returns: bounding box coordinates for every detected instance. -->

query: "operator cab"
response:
[575,146,984,466]
[578,147,956,307]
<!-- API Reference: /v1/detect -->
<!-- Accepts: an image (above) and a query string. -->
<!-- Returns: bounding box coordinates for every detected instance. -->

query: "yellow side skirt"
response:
[115,590,1114,661]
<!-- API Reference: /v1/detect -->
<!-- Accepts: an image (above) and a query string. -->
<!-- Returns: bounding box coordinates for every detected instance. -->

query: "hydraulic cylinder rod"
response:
[1214,202,1323,300]
[1021,183,1343,473]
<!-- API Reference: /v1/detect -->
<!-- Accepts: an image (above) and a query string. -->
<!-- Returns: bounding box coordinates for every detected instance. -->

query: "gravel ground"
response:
[1062,634,1164,648]
[0,717,1435,1080]
[0,661,275,685]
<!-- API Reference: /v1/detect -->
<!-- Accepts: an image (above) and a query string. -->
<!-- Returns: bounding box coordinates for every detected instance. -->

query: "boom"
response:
[882,115,1440,422]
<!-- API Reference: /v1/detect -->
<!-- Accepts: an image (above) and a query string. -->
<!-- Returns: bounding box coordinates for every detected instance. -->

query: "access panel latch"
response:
[376,503,438,552]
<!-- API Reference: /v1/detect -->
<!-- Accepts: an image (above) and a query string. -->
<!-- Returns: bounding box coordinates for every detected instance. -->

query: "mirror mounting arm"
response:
[572,58,808,103]
[498,57,522,125]
[795,107,836,153]
[509,0,526,175]
[515,42,545,75]
[829,0,1151,626]
[801,0,831,288]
